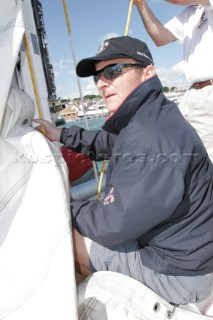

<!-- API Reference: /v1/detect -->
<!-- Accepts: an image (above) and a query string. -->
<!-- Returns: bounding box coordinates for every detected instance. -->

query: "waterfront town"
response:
[52,97,109,124]
[51,88,186,125]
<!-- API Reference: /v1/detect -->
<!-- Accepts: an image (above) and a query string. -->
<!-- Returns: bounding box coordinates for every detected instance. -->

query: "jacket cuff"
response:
[60,127,68,144]
[70,203,82,233]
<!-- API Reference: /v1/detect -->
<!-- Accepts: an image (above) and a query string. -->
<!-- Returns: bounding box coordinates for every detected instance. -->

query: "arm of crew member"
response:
[33,119,116,159]
[71,153,186,247]
[132,0,177,46]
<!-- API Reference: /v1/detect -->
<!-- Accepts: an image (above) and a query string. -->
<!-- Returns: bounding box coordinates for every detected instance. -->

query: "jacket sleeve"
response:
[71,154,186,247]
[60,126,116,160]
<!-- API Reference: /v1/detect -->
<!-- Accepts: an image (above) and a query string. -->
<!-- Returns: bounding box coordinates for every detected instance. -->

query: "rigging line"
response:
[23,33,46,135]
[97,0,135,200]
[61,0,87,128]
[61,0,99,184]
[125,0,134,36]
[96,158,106,201]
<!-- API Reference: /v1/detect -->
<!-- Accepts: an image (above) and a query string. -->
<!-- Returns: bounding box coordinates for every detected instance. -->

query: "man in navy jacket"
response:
[34,36,213,311]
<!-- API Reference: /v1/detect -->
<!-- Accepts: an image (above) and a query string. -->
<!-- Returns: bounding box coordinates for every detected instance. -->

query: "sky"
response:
[40,0,189,99]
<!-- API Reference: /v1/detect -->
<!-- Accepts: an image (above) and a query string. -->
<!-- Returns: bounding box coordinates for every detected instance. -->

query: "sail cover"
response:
[0,1,77,319]
[77,271,213,320]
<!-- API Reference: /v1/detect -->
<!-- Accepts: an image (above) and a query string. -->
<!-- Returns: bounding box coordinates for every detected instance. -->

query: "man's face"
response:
[95,58,154,113]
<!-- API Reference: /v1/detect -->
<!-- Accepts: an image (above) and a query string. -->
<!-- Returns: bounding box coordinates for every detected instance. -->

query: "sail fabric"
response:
[0,0,24,125]
[77,271,212,320]
[0,88,78,319]
[0,0,78,318]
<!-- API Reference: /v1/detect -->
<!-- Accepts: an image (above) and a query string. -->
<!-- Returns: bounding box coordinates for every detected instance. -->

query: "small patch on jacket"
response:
[103,187,115,205]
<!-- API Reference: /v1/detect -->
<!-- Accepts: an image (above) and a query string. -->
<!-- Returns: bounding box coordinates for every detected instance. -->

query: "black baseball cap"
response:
[76,36,154,77]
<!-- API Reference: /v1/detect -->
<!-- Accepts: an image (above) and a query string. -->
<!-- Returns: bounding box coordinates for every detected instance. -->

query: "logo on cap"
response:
[137,51,153,64]
[96,40,109,55]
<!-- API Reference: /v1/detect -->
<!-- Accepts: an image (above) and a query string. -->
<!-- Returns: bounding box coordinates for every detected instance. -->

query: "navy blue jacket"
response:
[61,76,213,276]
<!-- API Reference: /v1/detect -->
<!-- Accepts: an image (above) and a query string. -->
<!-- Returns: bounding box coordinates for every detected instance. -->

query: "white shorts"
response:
[179,85,213,162]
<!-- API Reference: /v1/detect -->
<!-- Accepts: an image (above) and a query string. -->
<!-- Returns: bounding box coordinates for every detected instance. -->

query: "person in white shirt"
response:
[131,0,213,162]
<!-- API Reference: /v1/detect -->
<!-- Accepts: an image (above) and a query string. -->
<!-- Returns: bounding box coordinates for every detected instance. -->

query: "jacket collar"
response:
[102,75,163,135]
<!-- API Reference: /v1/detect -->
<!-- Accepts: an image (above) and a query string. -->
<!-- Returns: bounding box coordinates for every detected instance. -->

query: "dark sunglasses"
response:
[93,63,146,84]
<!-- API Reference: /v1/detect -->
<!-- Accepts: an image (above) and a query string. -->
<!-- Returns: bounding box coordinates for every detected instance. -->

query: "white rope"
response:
[62,0,99,184]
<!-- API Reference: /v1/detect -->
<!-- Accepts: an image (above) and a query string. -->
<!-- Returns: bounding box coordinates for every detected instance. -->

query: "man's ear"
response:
[144,65,156,79]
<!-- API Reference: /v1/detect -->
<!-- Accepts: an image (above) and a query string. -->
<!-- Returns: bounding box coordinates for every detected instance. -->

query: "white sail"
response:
[0,1,77,319]
[0,0,24,124]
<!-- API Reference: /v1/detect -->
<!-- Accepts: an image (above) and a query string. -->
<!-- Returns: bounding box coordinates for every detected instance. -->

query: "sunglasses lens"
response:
[103,65,120,80]
[93,65,121,83]
[93,63,144,84]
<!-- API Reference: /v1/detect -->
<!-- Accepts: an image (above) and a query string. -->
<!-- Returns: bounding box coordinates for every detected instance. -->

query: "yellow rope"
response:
[62,0,71,33]
[125,0,134,36]
[23,33,46,135]
[97,0,134,200]
[61,0,100,187]
[96,159,106,200]
[60,0,134,200]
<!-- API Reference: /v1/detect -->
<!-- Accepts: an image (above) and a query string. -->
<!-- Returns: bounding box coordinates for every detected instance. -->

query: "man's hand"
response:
[33,119,62,142]
[132,0,145,4]
[131,0,146,9]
